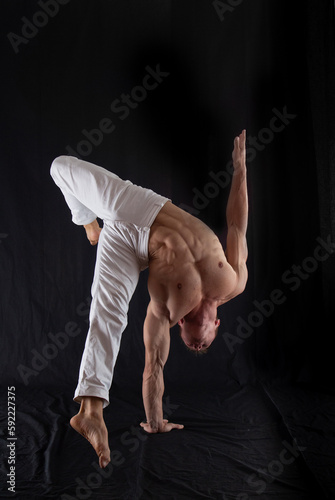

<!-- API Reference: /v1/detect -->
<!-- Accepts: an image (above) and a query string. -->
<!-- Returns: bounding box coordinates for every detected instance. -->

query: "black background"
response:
[0,1,335,499]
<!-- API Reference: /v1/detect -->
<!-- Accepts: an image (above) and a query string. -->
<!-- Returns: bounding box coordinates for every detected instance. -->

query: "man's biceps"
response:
[227,231,247,261]
[227,224,244,242]
[225,240,239,267]
[235,264,248,293]
[143,321,169,348]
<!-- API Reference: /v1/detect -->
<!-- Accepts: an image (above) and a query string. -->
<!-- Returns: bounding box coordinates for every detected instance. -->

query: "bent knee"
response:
[50,155,73,180]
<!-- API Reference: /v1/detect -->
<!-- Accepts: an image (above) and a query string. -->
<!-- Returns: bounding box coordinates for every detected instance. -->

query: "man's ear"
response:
[178,318,184,326]
[215,319,220,327]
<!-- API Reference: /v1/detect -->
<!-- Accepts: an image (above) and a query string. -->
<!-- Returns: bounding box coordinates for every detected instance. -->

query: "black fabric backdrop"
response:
[0,1,335,499]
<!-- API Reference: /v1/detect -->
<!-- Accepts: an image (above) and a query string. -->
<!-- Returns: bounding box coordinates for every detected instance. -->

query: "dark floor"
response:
[0,380,334,500]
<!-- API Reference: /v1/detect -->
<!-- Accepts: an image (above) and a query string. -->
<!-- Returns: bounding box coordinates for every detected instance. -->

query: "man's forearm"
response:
[226,166,248,234]
[142,364,165,432]
[224,131,248,272]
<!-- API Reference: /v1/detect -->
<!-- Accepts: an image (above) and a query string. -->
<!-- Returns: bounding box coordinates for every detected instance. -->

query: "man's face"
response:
[178,318,220,352]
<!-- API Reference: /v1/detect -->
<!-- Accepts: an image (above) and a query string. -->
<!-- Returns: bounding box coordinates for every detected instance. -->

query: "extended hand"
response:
[232,129,246,173]
[140,419,184,434]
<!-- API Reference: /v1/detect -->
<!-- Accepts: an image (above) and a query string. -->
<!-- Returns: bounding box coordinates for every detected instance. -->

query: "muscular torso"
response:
[147,202,238,325]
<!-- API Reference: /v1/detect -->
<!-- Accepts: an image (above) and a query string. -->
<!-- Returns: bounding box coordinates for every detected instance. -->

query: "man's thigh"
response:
[89,222,142,329]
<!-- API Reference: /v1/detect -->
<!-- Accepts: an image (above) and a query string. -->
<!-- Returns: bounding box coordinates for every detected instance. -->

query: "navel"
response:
[218,261,223,268]
[177,283,182,290]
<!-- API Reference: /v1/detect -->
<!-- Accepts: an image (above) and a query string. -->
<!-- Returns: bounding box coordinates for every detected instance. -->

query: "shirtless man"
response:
[50,130,248,469]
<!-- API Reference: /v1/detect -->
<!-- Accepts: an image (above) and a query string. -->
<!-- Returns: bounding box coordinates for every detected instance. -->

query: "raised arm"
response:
[140,301,184,433]
[225,130,248,295]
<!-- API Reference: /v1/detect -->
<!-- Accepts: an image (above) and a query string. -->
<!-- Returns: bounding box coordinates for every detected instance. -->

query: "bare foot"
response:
[84,219,102,246]
[70,411,111,468]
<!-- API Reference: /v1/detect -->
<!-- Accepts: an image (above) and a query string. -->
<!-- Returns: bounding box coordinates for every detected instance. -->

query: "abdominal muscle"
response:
[147,202,237,324]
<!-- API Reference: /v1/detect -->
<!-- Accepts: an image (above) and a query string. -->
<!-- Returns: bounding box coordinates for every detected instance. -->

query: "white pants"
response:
[50,156,169,408]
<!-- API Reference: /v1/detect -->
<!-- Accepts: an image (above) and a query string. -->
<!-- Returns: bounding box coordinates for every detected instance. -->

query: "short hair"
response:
[179,325,219,356]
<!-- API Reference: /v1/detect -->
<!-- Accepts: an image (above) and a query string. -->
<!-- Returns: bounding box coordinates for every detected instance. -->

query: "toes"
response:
[99,455,110,469]
[70,413,110,468]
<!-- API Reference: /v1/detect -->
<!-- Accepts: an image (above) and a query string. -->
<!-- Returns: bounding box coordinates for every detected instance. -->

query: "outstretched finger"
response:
[167,423,184,431]
[232,137,239,160]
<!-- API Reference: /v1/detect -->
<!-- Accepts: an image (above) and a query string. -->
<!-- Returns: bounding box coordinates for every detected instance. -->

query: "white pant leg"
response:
[74,222,144,408]
[50,155,169,227]
[50,155,170,408]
